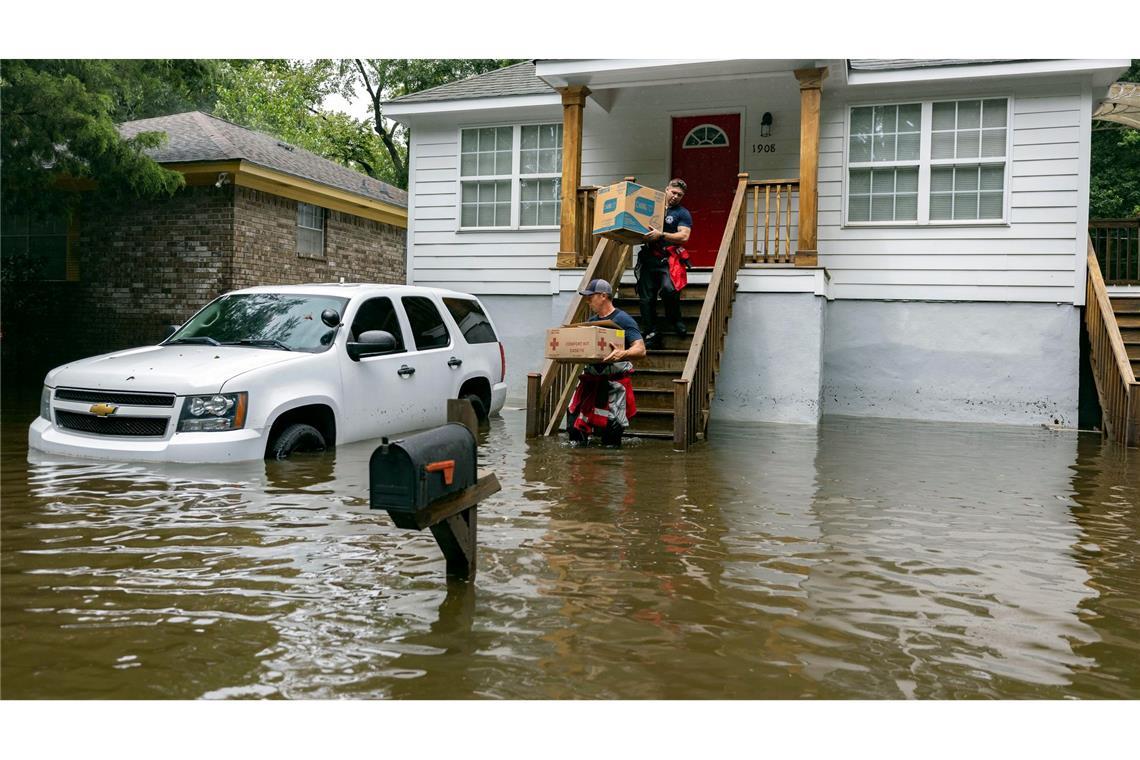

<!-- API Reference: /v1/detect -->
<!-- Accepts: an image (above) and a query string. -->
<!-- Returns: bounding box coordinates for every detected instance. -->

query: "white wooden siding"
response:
[818,86,1089,303]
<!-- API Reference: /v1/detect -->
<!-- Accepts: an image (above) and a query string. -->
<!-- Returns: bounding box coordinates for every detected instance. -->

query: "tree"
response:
[1090,59,1140,219]
[0,59,221,220]
[345,59,522,188]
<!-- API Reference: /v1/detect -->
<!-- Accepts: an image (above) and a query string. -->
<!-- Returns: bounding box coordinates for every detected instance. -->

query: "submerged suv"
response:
[29,284,507,463]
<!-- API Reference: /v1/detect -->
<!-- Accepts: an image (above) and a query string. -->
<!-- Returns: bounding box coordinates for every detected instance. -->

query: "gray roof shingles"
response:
[119,111,407,208]
[386,61,553,105]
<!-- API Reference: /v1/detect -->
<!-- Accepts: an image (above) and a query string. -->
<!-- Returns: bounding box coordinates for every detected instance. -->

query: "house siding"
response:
[818,84,1088,304]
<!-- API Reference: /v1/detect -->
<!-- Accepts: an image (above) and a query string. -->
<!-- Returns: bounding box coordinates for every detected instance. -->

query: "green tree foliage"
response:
[1090,59,1140,219]
[0,60,221,219]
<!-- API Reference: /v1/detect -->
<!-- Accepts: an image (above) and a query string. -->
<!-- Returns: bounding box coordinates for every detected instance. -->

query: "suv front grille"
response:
[54,388,176,407]
[55,410,169,437]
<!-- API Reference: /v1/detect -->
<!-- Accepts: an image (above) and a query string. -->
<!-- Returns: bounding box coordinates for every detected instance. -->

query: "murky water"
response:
[2,392,1138,699]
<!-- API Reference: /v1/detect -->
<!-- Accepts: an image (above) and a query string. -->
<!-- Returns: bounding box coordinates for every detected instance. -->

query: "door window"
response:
[402,296,451,351]
[350,297,405,351]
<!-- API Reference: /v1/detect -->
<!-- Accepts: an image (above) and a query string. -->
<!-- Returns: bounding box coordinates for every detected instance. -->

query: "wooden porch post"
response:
[793,67,828,267]
[557,85,590,268]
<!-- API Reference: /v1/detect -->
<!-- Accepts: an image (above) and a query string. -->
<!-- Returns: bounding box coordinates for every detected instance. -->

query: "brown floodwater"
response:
[2,390,1138,699]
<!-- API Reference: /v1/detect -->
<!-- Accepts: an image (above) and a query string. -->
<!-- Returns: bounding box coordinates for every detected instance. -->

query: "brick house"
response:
[1,111,408,379]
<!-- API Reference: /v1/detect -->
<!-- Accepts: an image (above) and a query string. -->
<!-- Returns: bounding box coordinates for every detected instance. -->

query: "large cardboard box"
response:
[545,321,625,362]
[592,181,665,245]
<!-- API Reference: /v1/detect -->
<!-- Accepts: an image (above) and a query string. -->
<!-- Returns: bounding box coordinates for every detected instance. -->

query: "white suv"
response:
[28,284,507,463]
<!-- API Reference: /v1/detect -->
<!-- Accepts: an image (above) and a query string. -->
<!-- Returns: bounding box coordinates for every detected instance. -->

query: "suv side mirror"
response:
[347,330,398,361]
[321,309,341,328]
[161,324,181,342]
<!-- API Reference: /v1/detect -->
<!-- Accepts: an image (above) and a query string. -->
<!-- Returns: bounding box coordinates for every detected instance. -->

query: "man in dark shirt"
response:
[566,278,646,447]
[637,178,692,350]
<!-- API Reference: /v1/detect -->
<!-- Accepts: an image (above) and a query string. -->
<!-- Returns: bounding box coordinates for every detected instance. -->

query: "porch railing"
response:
[1085,239,1140,447]
[746,179,800,264]
[573,186,601,267]
[673,173,751,450]
[1089,218,1139,285]
[526,236,634,438]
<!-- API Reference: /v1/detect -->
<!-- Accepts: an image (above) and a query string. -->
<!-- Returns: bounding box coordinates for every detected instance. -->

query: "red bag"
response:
[666,246,691,291]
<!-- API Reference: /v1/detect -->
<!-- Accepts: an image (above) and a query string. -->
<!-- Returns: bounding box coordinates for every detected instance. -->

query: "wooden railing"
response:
[573,186,600,267]
[1090,218,1139,285]
[673,173,751,451]
[526,236,634,438]
[746,179,800,264]
[1085,240,1140,447]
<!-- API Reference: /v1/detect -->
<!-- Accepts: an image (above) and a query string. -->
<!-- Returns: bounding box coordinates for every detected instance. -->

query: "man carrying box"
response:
[637,178,692,350]
[567,278,646,447]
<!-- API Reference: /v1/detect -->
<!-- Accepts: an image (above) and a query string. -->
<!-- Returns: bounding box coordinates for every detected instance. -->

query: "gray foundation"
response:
[821,301,1080,427]
[479,294,563,405]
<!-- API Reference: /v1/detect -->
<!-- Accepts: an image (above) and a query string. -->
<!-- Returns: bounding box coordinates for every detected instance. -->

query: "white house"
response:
[385,59,1133,443]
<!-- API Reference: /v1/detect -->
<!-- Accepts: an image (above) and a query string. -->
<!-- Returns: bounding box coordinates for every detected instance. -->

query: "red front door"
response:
[670,114,741,267]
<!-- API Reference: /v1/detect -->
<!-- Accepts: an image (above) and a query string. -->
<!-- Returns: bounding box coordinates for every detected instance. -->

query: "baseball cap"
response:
[578,279,612,296]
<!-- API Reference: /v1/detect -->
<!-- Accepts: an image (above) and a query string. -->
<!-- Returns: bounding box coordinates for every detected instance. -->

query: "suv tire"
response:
[269,423,326,459]
[461,392,489,423]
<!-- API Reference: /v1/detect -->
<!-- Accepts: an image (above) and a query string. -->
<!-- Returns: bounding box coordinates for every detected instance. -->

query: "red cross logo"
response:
[550,337,559,351]
[597,335,607,351]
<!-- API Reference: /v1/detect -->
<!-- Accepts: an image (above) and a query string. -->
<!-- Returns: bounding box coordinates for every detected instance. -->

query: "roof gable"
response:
[385,61,552,105]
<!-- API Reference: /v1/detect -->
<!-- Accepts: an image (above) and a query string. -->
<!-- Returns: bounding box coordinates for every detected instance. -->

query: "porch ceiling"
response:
[535,59,819,91]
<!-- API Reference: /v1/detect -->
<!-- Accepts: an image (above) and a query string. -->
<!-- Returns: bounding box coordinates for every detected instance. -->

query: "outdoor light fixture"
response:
[760,112,773,137]
[214,172,231,189]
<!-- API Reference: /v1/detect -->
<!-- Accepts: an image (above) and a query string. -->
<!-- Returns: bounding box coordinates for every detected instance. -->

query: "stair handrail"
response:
[1085,238,1139,446]
[526,236,633,437]
[673,173,751,450]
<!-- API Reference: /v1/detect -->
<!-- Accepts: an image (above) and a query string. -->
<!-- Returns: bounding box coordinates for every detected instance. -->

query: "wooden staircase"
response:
[1112,296,1140,381]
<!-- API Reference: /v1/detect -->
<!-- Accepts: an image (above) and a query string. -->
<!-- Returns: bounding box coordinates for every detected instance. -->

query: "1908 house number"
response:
[752,144,777,153]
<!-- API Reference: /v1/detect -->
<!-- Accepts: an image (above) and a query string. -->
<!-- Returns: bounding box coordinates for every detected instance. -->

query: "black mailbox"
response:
[370,423,478,529]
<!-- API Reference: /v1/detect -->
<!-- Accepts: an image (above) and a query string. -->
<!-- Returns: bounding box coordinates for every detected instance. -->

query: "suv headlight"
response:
[178,392,248,432]
[40,386,53,422]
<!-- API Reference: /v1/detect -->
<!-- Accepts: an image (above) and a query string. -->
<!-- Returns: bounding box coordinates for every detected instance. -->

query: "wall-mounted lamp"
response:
[760,112,773,138]
[214,171,231,189]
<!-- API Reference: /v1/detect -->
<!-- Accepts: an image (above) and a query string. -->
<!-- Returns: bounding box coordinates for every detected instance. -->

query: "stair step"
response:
[638,349,689,370]
[632,368,682,390]
[614,298,706,319]
[1117,315,1140,328]
[626,409,675,433]
[1111,297,1140,315]
[633,388,675,410]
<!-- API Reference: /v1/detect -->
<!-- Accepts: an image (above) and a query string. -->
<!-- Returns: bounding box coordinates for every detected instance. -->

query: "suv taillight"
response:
[499,342,506,383]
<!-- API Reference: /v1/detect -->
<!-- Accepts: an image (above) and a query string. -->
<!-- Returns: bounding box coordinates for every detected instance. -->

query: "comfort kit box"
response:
[545,321,625,361]
[592,181,665,245]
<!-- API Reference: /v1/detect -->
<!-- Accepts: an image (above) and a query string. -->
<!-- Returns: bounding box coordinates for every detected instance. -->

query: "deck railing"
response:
[526,236,634,438]
[1085,240,1140,447]
[746,179,800,264]
[673,173,751,450]
[573,186,601,267]
[1089,218,1140,285]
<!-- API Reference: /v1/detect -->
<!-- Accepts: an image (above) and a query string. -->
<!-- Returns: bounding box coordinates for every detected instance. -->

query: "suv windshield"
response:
[169,293,350,353]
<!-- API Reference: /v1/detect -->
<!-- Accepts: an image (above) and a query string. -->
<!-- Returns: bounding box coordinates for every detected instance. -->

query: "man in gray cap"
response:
[566,278,646,446]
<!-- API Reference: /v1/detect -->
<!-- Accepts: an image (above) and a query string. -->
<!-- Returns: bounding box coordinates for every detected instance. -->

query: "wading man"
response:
[567,279,646,447]
[637,178,692,350]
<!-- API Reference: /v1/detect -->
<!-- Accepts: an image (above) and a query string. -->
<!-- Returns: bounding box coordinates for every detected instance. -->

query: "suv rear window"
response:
[443,298,498,344]
[402,296,451,350]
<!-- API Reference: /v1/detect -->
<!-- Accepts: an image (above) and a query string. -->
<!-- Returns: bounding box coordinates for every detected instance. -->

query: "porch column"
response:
[794,67,828,267]
[556,85,590,268]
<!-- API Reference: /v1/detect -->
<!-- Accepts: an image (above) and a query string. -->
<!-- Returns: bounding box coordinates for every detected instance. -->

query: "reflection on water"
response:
[1,402,1137,698]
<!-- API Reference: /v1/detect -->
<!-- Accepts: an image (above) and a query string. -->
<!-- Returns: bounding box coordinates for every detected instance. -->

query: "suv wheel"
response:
[461,392,489,423]
[269,423,326,459]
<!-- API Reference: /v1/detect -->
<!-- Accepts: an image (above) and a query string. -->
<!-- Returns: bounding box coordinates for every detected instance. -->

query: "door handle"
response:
[447,357,463,368]
[397,365,416,377]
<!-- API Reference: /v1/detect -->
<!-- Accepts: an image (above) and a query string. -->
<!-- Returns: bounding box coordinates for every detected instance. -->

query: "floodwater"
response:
[2,393,1138,699]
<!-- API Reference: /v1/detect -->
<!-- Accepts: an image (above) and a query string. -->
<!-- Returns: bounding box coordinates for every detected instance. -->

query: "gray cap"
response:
[578,278,612,296]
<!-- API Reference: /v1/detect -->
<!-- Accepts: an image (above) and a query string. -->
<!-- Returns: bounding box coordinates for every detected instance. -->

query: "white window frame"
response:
[843,95,1013,228]
[296,202,326,258]
[457,122,562,231]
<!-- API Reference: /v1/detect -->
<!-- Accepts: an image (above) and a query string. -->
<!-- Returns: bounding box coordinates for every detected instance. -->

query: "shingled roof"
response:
[385,61,552,105]
[118,111,407,208]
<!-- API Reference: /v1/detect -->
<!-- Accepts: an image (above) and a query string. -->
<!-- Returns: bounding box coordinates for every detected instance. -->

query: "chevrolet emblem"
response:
[90,403,118,417]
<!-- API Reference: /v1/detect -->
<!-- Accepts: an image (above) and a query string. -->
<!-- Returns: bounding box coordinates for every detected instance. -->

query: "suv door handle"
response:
[397,365,416,377]
[447,357,463,368]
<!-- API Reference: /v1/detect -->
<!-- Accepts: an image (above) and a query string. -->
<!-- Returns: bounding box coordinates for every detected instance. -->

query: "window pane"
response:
[953,192,979,219]
[933,102,956,130]
[495,151,512,175]
[402,296,451,351]
[495,203,510,227]
[871,196,895,221]
[980,165,1004,191]
[521,126,538,149]
[851,107,873,134]
[520,201,537,226]
[930,193,953,219]
[872,133,896,161]
[898,104,921,132]
[478,128,495,150]
[496,127,512,150]
[849,135,872,163]
[849,169,871,194]
[958,100,981,129]
[477,205,493,227]
[897,132,920,160]
[521,149,538,174]
[982,99,1007,128]
[442,297,498,344]
[461,154,477,176]
[895,194,918,220]
[539,150,558,173]
[957,130,980,159]
[461,205,476,226]
[931,167,953,192]
[931,132,955,160]
[873,105,895,134]
[955,167,978,191]
[981,129,1006,157]
[979,192,1003,218]
[539,202,558,226]
[896,167,918,193]
[461,130,476,152]
[871,169,894,194]
[849,195,870,222]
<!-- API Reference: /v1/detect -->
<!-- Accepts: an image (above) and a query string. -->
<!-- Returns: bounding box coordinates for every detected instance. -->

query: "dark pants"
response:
[637,265,682,338]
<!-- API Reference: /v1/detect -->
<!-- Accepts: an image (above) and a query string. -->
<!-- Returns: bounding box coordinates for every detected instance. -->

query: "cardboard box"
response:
[545,321,626,361]
[592,181,665,245]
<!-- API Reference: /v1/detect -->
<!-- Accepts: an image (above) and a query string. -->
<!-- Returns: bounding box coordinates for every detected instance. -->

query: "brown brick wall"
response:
[231,187,406,290]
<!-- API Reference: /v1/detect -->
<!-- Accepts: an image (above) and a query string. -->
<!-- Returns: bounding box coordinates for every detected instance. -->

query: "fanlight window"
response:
[683,124,729,148]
